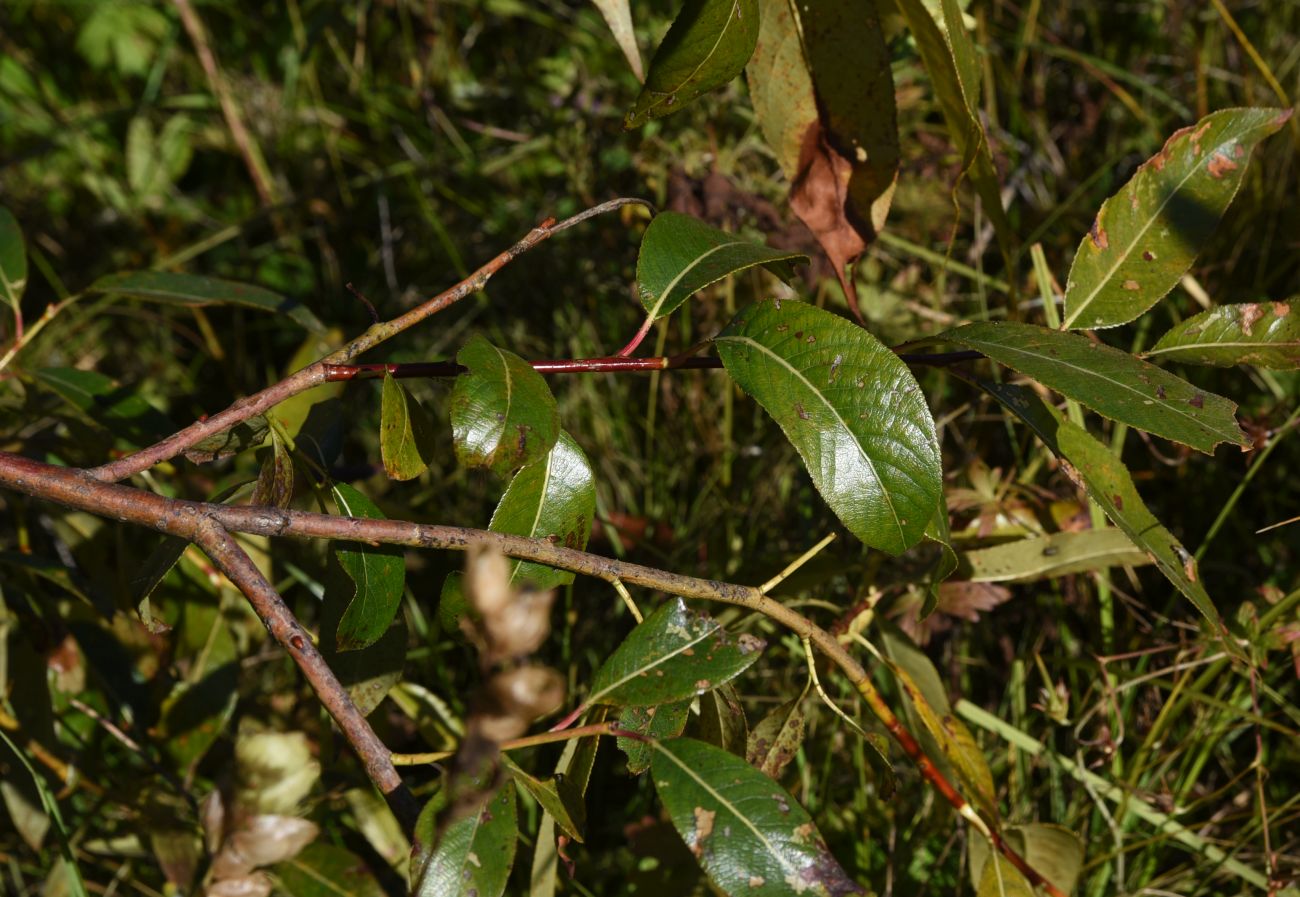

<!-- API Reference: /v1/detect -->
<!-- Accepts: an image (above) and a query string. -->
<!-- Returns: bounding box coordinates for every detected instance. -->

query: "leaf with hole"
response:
[941,321,1247,453]
[636,212,805,322]
[487,431,595,590]
[411,782,517,897]
[651,737,865,896]
[330,483,406,652]
[1146,300,1300,369]
[89,270,325,332]
[380,374,437,480]
[583,598,764,711]
[450,334,559,477]
[624,0,758,128]
[716,299,942,554]
[0,206,27,320]
[978,380,1232,646]
[1063,108,1290,329]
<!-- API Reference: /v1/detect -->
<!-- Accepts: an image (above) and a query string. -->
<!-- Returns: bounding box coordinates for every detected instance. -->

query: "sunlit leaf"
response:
[89,270,325,332]
[960,529,1152,583]
[591,0,642,80]
[330,483,406,652]
[651,737,865,896]
[450,334,559,477]
[978,380,1231,644]
[746,693,806,780]
[619,700,692,775]
[0,205,27,319]
[583,598,765,710]
[716,299,942,554]
[941,321,1247,453]
[1063,108,1291,329]
[411,782,517,897]
[277,843,385,897]
[487,431,595,590]
[625,0,758,128]
[636,212,804,322]
[380,374,437,481]
[1146,300,1300,369]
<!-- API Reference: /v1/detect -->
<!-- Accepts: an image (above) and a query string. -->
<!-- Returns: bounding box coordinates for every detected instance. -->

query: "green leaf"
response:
[879,628,998,822]
[325,619,408,717]
[331,483,406,652]
[251,430,294,508]
[411,782,517,897]
[1146,300,1300,369]
[716,299,943,554]
[1063,108,1291,330]
[960,529,1152,583]
[183,415,269,463]
[591,0,643,80]
[978,380,1232,645]
[624,0,758,128]
[650,737,865,897]
[159,663,239,772]
[636,212,805,322]
[697,683,748,757]
[34,366,174,446]
[503,756,586,841]
[975,855,1034,897]
[618,700,692,775]
[487,431,596,590]
[450,334,559,477]
[89,270,325,333]
[921,498,959,617]
[745,692,806,780]
[941,321,1248,453]
[380,374,437,480]
[971,824,1084,897]
[584,598,765,710]
[0,206,27,318]
[277,843,386,897]
[746,0,816,181]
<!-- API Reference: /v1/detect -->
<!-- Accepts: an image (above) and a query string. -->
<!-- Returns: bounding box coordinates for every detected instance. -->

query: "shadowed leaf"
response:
[1146,300,1300,369]
[411,781,517,897]
[619,700,692,775]
[941,321,1248,453]
[276,843,385,897]
[625,0,758,128]
[0,206,27,317]
[746,692,806,780]
[959,529,1152,583]
[591,0,642,80]
[971,824,1084,897]
[250,430,293,508]
[89,270,325,332]
[1063,108,1290,329]
[504,756,586,841]
[331,483,406,652]
[697,683,748,756]
[716,299,942,554]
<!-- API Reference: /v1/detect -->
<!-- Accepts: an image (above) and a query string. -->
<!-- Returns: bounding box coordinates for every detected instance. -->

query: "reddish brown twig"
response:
[87,198,650,483]
[0,450,1060,896]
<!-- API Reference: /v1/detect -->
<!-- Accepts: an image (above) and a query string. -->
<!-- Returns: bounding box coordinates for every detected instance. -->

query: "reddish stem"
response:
[615,315,656,357]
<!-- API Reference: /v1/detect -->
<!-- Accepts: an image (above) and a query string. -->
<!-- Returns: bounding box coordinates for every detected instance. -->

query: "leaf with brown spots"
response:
[651,738,865,897]
[1146,300,1300,369]
[411,781,517,897]
[745,691,807,780]
[1063,107,1290,330]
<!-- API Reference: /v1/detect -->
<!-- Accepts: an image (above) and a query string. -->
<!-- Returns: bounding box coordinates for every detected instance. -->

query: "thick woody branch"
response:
[87,198,651,483]
[0,450,1062,897]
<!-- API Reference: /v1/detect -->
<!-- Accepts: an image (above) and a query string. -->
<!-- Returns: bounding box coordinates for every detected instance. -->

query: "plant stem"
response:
[390,721,618,766]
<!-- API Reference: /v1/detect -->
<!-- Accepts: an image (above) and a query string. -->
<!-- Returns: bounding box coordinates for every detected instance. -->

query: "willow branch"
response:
[0,450,1061,896]
[86,198,651,483]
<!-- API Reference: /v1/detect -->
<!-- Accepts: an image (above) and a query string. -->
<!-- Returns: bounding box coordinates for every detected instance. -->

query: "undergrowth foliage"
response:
[1,2,1298,897]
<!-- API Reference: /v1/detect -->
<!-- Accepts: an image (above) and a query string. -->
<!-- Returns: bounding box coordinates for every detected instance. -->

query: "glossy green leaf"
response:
[251,430,294,508]
[0,206,27,318]
[503,756,586,841]
[591,0,642,80]
[277,843,386,897]
[960,529,1152,583]
[487,431,595,590]
[1063,108,1291,329]
[971,824,1084,897]
[411,782,517,897]
[975,855,1034,897]
[624,0,758,128]
[637,213,805,322]
[380,374,437,480]
[450,334,559,477]
[978,380,1231,643]
[650,738,865,897]
[697,683,748,757]
[584,598,765,710]
[880,629,998,822]
[331,483,406,652]
[619,700,692,775]
[89,270,324,332]
[746,692,806,780]
[1146,300,1300,369]
[716,299,943,554]
[35,366,174,446]
[942,321,1247,453]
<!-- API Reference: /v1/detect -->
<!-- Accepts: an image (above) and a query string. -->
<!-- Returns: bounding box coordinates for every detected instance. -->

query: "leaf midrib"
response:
[639,1,742,119]
[644,240,749,321]
[588,615,720,706]
[1144,338,1299,359]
